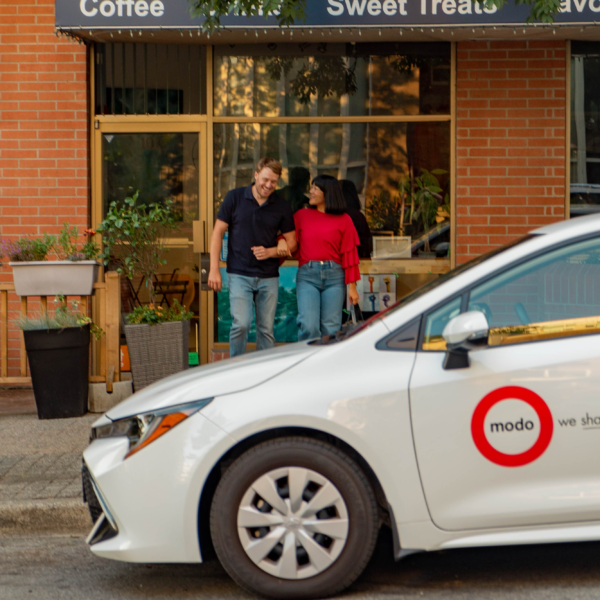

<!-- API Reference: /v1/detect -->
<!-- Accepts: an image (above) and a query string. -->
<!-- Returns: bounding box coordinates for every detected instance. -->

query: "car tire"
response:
[210,437,379,599]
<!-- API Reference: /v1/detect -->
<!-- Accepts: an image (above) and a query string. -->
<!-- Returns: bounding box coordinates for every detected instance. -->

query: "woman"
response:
[293,174,360,340]
[340,179,373,259]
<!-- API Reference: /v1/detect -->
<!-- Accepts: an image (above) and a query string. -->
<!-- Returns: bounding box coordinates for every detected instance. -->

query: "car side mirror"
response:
[442,311,489,370]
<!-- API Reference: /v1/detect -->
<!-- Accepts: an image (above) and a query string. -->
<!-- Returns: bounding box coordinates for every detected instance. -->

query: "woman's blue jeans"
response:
[296,261,345,341]
[228,274,279,357]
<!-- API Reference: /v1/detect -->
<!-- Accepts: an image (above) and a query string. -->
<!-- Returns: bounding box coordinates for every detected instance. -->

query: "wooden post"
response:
[0,290,7,378]
[40,296,47,316]
[20,297,27,377]
[105,272,121,386]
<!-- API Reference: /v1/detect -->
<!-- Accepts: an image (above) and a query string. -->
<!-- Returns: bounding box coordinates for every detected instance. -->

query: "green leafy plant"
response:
[0,234,55,262]
[126,299,193,325]
[403,169,447,253]
[55,224,99,261]
[365,190,402,234]
[16,295,104,340]
[97,191,178,306]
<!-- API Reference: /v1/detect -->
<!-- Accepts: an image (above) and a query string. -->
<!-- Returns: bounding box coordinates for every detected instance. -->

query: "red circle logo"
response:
[471,386,553,467]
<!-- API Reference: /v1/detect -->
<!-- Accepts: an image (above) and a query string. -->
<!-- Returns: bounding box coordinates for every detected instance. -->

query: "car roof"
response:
[533,213,600,238]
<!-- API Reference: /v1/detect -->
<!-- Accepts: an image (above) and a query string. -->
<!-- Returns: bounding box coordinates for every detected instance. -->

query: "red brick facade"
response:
[455,40,567,264]
[0,0,89,268]
[0,0,89,376]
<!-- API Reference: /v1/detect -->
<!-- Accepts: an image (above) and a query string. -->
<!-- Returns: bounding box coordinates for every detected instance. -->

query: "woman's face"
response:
[309,184,326,209]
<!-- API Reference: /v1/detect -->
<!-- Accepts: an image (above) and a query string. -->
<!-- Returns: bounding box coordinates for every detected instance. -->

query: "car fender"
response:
[201,323,431,529]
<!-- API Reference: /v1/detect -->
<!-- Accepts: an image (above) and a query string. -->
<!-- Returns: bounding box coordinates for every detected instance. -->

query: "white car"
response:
[84,214,600,599]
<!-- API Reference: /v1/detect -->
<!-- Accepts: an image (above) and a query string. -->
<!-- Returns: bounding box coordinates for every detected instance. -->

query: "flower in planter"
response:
[55,224,99,262]
[0,234,55,263]
[126,300,193,326]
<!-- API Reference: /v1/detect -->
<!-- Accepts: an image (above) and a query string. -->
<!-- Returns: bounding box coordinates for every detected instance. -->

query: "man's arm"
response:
[282,230,297,255]
[208,219,228,292]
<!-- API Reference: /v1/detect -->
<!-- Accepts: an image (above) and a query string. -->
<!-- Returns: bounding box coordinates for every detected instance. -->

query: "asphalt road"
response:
[2,528,600,599]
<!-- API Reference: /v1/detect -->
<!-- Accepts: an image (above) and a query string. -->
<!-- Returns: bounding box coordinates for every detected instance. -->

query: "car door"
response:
[409,235,600,531]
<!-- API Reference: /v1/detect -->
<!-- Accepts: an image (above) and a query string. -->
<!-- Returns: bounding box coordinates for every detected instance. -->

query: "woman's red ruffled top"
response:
[293,208,361,285]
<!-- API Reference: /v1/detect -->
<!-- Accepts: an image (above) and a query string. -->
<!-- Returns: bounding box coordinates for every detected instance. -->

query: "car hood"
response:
[105,342,320,421]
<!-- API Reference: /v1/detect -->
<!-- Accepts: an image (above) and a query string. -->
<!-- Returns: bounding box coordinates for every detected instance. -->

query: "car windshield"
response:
[311,235,537,346]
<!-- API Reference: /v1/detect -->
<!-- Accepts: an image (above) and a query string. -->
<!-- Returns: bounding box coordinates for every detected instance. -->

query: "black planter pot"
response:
[23,325,90,419]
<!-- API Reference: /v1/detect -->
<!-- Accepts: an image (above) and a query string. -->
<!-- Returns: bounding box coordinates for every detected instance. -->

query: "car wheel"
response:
[210,437,379,599]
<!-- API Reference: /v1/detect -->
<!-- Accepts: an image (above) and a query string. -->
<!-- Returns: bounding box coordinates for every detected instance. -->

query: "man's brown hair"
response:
[256,157,282,177]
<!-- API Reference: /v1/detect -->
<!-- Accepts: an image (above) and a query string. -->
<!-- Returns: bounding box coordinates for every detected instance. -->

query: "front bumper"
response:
[83,411,235,563]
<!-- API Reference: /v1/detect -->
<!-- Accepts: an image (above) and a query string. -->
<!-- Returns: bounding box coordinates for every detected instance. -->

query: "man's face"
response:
[254,167,280,199]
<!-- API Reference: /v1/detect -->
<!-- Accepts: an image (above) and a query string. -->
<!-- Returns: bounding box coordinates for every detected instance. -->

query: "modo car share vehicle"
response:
[84,214,600,599]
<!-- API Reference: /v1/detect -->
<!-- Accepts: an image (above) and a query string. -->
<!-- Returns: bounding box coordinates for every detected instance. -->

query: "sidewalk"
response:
[0,388,96,534]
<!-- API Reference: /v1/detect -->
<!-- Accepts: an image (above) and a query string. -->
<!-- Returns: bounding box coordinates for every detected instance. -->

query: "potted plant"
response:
[17,296,103,420]
[97,191,192,390]
[1,225,100,296]
[399,168,448,258]
[123,301,193,390]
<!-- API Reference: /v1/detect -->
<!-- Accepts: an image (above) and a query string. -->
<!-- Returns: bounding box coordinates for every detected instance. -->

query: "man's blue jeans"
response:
[296,261,346,341]
[228,274,279,357]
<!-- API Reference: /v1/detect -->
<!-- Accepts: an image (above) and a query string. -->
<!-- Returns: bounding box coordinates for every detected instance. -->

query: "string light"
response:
[244,29,248,35]
[130,29,133,37]
[359,28,362,35]
[256,30,259,37]
[399,28,403,35]
[378,28,381,35]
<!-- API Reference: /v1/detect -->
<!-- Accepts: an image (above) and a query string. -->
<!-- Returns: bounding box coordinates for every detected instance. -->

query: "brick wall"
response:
[0,0,89,377]
[456,40,567,264]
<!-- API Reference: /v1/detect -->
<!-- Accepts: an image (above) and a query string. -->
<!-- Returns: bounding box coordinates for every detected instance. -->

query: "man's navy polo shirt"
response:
[217,184,295,279]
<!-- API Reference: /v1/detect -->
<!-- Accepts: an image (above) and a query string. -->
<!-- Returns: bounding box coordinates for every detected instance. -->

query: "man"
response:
[208,158,297,357]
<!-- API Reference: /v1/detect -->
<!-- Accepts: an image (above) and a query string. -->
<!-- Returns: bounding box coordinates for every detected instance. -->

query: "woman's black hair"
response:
[312,174,346,215]
[340,179,362,211]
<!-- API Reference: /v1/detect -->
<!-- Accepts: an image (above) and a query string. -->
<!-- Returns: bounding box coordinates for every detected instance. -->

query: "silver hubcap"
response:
[237,466,349,580]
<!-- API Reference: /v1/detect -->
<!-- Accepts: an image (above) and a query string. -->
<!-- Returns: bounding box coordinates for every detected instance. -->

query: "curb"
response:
[0,498,91,534]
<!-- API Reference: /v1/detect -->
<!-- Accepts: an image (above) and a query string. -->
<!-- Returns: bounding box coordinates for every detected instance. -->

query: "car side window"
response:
[468,237,600,347]
[422,297,462,351]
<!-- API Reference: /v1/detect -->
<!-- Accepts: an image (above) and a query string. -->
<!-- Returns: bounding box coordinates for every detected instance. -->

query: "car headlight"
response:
[91,398,213,459]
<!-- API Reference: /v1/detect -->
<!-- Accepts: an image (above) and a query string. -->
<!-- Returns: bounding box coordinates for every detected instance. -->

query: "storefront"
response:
[3,0,600,368]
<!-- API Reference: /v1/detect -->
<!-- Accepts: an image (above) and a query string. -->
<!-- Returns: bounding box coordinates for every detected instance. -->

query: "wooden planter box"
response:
[10,261,100,297]
[124,320,190,391]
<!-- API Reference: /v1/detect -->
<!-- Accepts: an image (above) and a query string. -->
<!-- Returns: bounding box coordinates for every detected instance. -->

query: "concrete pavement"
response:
[0,388,95,535]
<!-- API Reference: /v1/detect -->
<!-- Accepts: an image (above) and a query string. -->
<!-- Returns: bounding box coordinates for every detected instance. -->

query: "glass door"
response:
[93,122,209,363]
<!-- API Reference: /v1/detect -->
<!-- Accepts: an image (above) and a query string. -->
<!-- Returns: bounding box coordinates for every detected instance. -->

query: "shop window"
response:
[213,120,450,247]
[213,43,450,118]
[212,42,451,346]
[95,43,206,115]
[571,42,600,218]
